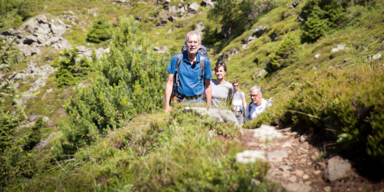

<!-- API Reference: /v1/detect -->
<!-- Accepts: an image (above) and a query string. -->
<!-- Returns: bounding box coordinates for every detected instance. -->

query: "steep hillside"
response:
[1,0,384,191]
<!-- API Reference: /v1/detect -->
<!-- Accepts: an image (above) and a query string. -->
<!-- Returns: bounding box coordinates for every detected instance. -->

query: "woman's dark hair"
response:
[214,62,227,72]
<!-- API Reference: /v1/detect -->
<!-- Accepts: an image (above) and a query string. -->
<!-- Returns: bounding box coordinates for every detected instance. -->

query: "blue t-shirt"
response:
[167,52,213,96]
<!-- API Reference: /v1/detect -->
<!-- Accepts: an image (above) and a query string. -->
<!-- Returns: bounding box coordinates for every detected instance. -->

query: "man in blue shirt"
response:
[164,31,213,112]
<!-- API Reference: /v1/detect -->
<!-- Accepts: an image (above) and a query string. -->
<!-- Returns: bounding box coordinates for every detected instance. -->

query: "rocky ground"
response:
[239,126,384,192]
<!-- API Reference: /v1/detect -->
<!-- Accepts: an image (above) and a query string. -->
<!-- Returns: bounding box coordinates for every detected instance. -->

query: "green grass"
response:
[11,106,278,191]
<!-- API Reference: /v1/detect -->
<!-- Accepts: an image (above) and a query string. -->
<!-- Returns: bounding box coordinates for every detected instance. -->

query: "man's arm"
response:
[164,73,174,112]
[204,79,211,106]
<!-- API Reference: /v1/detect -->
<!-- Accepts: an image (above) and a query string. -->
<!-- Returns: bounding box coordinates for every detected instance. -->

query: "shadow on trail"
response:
[288,124,384,184]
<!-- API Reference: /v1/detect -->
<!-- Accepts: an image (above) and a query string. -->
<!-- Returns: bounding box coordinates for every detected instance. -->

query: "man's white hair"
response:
[249,86,262,94]
[185,31,201,43]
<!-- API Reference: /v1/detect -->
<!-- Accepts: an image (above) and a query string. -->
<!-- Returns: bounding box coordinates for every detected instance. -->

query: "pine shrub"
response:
[300,10,328,43]
[86,17,112,43]
[265,33,297,73]
[23,117,43,150]
[300,0,346,42]
[0,101,36,186]
[55,48,92,87]
[55,16,168,156]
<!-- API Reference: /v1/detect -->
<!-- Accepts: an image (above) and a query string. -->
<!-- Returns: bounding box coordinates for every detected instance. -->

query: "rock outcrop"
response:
[0,14,72,57]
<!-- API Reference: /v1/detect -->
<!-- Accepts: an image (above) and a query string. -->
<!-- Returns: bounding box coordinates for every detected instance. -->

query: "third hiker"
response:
[232,81,247,125]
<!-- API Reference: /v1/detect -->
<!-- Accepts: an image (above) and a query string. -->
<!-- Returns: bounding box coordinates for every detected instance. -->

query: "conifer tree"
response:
[23,117,43,150]
[86,17,112,43]
[55,48,91,87]
[266,33,297,73]
[301,11,328,43]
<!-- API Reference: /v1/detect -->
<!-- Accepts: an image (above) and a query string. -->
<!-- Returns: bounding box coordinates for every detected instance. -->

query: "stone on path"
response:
[323,186,331,192]
[282,183,313,192]
[253,125,283,142]
[268,150,288,162]
[236,150,266,163]
[282,142,292,148]
[324,156,353,182]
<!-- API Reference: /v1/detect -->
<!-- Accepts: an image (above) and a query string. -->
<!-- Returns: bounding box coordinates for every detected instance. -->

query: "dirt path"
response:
[240,126,384,192]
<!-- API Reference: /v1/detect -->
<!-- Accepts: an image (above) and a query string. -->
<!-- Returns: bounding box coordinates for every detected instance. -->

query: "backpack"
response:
[171,45,208,98]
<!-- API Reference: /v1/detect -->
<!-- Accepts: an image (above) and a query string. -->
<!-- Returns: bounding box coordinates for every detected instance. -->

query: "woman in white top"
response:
[210,62,234,108]
[232,81,247,125]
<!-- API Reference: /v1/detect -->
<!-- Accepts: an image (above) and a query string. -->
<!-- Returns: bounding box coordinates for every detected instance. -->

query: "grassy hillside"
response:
[1,0,384,190]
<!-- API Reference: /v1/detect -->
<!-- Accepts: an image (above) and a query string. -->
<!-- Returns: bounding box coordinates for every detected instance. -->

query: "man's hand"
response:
[164,73,174,112]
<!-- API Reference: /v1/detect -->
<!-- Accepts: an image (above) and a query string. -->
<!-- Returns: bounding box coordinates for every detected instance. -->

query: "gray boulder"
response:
[324,156,353,182]
[168,16,178,22]
[0,28,21,36]
[50,20,67,35]
[169,5,177,13]
[289,1,300,9]
[23,35,37,45]
[188,2,199,14]
[257,69,266,78]
[331,44,348,53]
[194,22,204,33]
[252,25,267,37]
[201,0,215,8]
[248,35,256,43]
[21,46,33,57]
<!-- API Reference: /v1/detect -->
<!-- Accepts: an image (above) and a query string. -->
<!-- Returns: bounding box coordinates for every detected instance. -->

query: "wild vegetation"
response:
[1,0,384,190]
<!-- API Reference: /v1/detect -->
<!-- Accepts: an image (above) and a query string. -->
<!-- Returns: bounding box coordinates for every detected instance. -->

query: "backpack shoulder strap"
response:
[200,55,206,83]
[175,53,183,86]
[248,102,252,113]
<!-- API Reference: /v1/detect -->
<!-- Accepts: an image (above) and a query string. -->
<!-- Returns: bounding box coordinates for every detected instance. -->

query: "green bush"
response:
[246,66,384,163]
[300,0,346,42]
[23,117,43,150]
[300,9,328,43]
[265,33,297,73]
[55,48,92,87]
[55,16,168,156]
[86,17,112,43]
[0,98,36,187]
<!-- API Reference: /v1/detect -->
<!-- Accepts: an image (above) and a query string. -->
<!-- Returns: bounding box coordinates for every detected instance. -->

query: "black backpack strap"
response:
[248,102,252,113]
[175,53,183,87]
[200,55,206,86]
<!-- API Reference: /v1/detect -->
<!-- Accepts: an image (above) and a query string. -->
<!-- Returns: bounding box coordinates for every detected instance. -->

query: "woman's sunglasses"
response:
[216,62,225,66]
